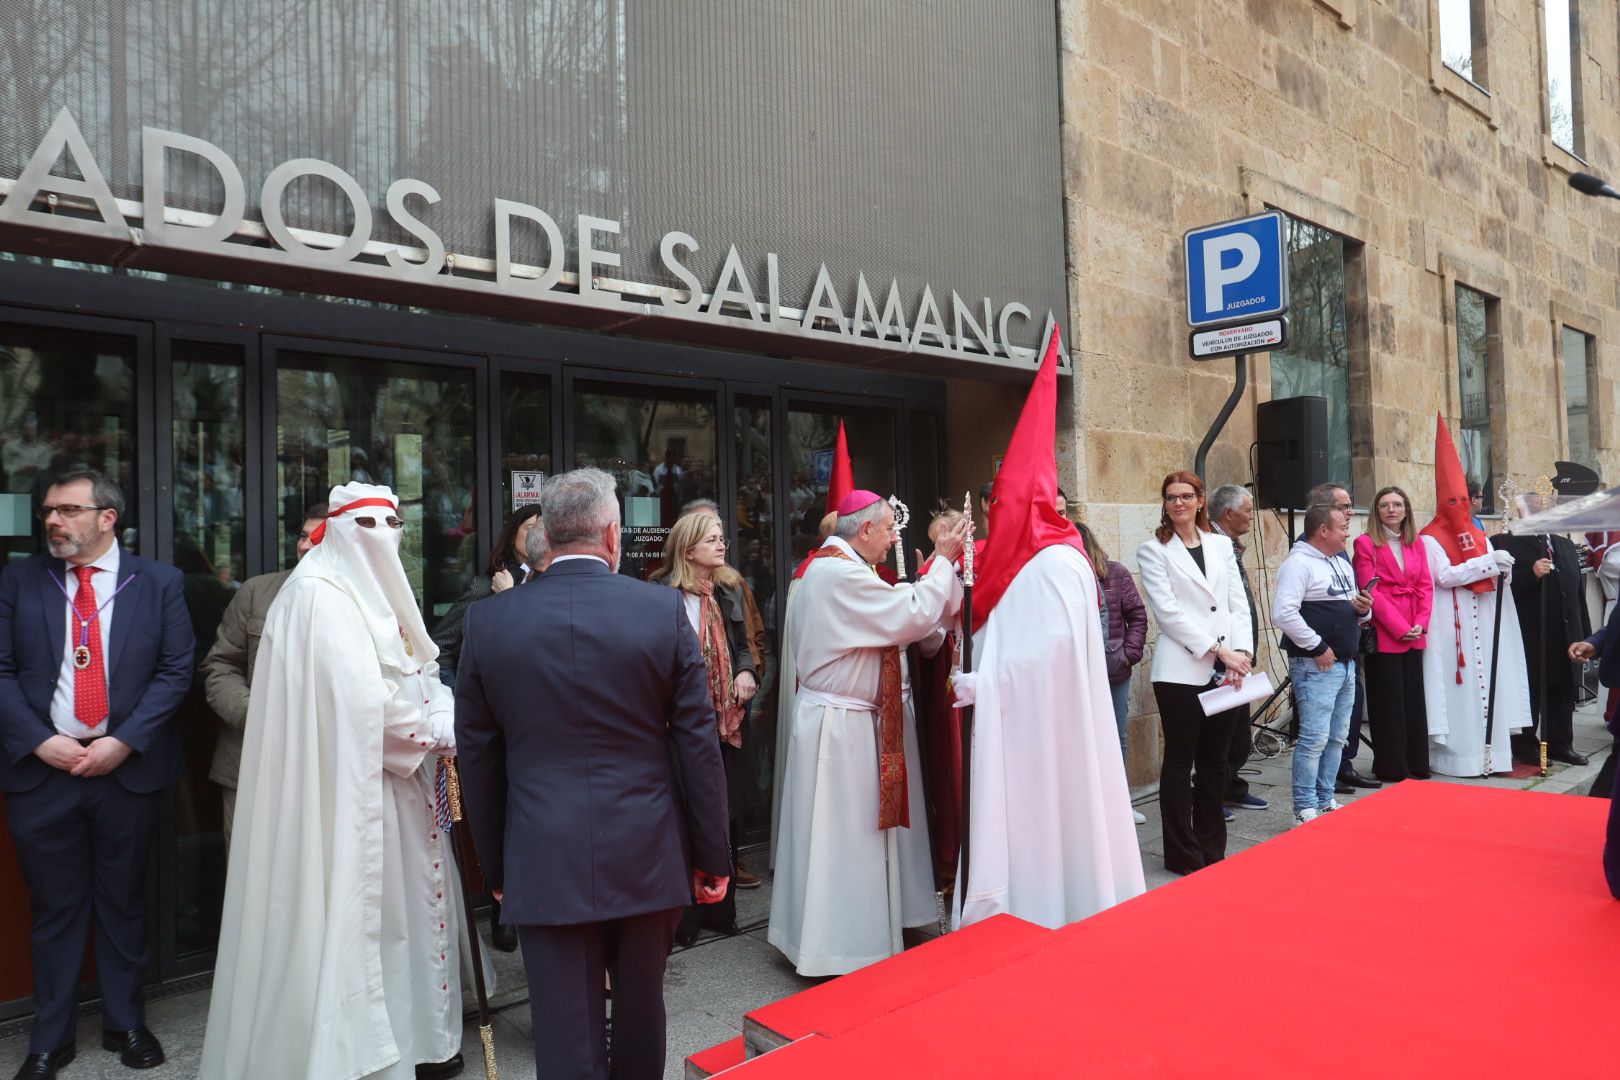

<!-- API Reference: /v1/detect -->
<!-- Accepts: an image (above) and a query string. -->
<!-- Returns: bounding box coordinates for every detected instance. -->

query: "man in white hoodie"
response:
[1272,505,1373,825]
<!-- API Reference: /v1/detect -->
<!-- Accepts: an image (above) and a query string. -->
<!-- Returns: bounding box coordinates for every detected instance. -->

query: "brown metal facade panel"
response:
[0,0,1066,332]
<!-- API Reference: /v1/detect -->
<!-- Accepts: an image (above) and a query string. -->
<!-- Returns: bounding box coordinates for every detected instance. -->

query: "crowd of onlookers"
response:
[1080,471,1602,876]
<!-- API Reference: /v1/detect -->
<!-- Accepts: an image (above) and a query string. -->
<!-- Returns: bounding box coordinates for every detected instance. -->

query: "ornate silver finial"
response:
[888,495,912,579]
[962,491,976,586]
[1497,477,1521,522]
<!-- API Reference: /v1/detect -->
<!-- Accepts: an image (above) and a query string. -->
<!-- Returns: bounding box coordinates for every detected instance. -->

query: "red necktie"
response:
[72,565,108,728]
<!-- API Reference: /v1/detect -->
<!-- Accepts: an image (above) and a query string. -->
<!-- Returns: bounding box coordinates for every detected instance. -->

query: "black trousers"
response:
[1154,681,1240,874]
[519,907,683,1080]
[1341,665,1368,770]
[1520,682,1577,749]
[1223,704,1254,801]
[1364,650,1430,780]
[1605,743,1620,900]
[5,770,159,1054]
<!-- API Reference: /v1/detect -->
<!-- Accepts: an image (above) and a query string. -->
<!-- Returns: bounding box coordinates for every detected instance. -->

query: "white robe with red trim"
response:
[957,544,1146,930]
[767,538,960,976]
[1421,537,1531,777]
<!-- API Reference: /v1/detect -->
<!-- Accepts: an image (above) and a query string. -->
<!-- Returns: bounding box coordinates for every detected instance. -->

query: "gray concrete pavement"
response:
[2,698,1610,1079]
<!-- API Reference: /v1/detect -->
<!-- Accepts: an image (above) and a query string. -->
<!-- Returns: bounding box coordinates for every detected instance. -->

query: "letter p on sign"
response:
[1183,212,1288,327]
[1202,234,1261,315]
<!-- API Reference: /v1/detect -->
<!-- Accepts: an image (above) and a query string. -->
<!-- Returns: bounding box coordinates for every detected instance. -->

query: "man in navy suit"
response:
[0,470,193,1079]
[1569,610,1620,899]
[455,468,729,1080]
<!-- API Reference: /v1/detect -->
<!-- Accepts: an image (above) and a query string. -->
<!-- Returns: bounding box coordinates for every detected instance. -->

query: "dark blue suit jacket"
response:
[0,550,195,794]
[1583,605,1620,736]
[454,557,729,926]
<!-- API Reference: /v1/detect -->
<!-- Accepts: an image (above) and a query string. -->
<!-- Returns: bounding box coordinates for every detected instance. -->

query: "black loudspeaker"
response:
[1255,396,1329,510]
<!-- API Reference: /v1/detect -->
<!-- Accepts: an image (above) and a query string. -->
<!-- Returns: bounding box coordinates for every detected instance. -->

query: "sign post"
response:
[1183,211,1290,482]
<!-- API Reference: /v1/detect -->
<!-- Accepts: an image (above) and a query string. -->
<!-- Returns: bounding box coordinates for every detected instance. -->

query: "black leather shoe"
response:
[1337,767,1382,790]
[1512,740,1542,765]
[417,1053,465,1079]
[491,920,519,953]
[1549,745,1590,766]
[1334,776,1353,794]
[102,1026,164,1069]
[12,1045,74,1080]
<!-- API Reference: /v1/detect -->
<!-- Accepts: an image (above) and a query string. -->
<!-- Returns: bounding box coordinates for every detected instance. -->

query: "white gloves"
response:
[427,709,456,754]
[951,672,978,708]
[1492,548,1515,571]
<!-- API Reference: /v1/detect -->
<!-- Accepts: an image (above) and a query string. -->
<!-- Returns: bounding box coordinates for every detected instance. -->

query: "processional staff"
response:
[441,758,499,1080]
[957,491,977,914]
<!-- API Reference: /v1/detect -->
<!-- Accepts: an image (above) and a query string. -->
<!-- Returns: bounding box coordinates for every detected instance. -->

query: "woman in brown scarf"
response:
[660,510,760,943]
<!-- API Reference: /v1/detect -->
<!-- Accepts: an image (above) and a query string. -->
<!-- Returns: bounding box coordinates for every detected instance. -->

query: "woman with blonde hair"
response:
[660,510,761,942]
[1351,485,1433,780]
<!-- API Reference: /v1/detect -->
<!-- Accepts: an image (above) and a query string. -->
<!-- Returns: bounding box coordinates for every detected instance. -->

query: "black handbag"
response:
[1359,622,1378,656]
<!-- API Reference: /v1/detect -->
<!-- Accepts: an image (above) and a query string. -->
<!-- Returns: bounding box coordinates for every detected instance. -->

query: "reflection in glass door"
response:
[572,382,717,580]
[169,341,247,965]
[733,396,777,836]
[785,405,897,565]
[275,350,478,623]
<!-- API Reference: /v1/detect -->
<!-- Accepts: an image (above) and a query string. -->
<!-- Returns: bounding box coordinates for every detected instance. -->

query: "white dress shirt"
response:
[50,541,121,738]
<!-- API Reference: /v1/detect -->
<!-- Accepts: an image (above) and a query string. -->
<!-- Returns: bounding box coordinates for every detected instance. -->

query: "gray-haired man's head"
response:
[1208,483,1254,538]
[541,468,621,569]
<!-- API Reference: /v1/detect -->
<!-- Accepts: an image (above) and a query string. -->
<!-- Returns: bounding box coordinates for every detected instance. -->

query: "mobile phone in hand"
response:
[1363,576,1380,592]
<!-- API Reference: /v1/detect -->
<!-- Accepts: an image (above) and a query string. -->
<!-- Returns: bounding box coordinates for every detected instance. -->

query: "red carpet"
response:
[716,783,1619,1078]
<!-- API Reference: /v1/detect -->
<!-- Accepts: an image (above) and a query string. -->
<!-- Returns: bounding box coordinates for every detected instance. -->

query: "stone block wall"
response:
[1053,0,1620,784]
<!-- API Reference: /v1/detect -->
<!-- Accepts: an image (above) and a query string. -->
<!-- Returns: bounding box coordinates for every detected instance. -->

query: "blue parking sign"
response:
[1184,211,1288,327]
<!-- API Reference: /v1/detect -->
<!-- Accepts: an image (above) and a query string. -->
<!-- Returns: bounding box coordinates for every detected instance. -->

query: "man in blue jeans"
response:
[1273,504,1372,824]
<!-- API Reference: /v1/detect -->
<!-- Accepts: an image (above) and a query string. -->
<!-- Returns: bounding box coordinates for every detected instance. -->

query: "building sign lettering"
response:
[0,108,1069,373]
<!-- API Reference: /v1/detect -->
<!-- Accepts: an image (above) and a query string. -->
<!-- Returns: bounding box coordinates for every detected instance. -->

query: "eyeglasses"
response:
[1163,493,1199,504]
[36,504,109,520]
[354,515,405,530]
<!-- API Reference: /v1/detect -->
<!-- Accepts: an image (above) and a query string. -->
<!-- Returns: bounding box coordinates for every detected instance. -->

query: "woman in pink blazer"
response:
[1351,486,1435,780]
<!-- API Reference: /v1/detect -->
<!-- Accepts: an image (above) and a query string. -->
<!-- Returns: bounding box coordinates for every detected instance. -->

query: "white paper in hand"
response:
[1196,671,1274,717]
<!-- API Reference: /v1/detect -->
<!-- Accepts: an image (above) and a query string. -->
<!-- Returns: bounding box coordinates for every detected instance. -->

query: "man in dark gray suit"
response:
[454,468,730,1080]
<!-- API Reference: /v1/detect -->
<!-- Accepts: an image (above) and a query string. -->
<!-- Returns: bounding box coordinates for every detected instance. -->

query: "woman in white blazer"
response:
[1136,471,1255,875]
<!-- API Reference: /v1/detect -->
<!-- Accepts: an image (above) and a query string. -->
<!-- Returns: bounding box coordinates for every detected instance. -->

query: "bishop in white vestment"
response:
[768,493,965,976]
[199,485,472,1080]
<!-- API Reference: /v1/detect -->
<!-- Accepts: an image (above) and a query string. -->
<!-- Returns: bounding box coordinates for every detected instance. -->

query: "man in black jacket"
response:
[454,468,730,1080]
[1570,606,1620,898]
[1495,474,1594,766]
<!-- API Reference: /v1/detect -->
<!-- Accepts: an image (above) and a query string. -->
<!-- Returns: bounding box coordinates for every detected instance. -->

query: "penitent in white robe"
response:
[1421,536,1531,778]
[199,574,469,1080]
[958,545,1146,929]
[768,538,961,976]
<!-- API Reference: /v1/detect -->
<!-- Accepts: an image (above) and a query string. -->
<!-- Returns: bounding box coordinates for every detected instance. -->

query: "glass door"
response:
[569,379,720,581]
[784,403,899,565]
[270,343,482,625]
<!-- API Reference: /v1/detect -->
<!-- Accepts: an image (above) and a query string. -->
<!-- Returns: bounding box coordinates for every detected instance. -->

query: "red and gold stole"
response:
[805,546,910,830]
